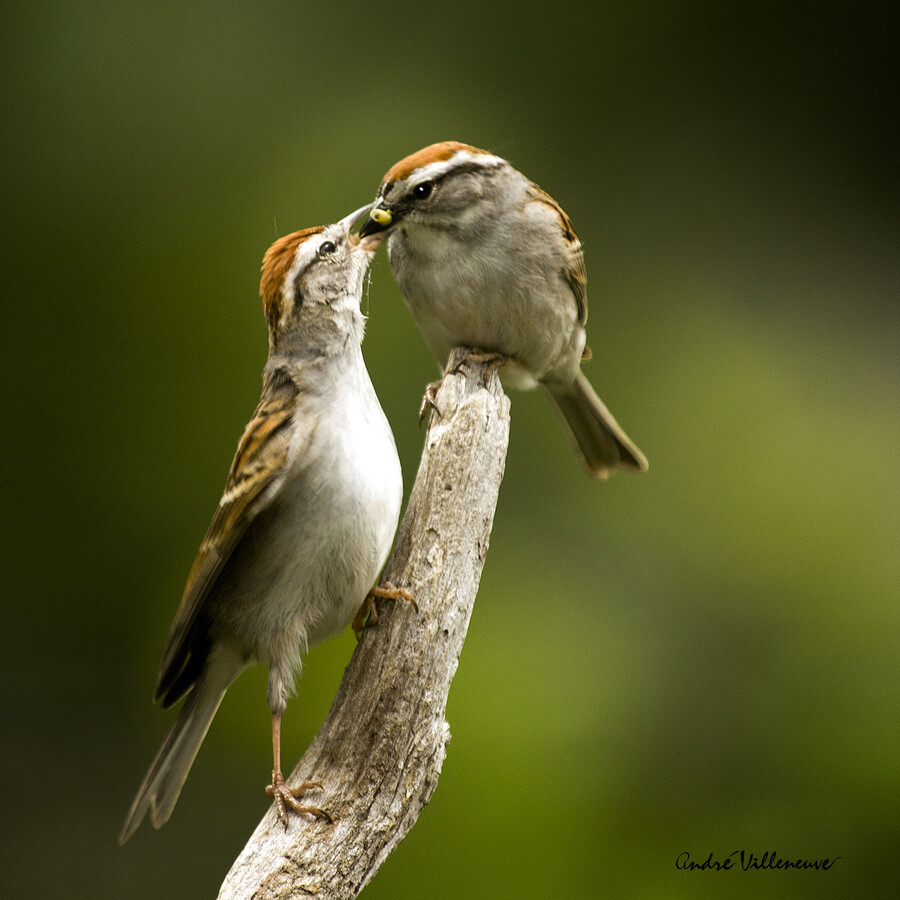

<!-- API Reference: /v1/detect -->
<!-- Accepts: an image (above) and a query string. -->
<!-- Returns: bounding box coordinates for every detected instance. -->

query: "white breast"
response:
[213,349,402,674]
[287,352,401,650]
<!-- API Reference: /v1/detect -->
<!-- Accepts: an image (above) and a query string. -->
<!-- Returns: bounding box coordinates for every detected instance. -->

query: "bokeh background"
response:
[2,2,897,897]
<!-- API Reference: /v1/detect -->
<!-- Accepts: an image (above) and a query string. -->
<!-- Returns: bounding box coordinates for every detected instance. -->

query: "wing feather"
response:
[154,370,300,703]
[527,184,588,326]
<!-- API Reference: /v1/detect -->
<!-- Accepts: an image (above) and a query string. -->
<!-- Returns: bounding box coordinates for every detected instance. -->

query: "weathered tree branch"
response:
[218,349,510,899]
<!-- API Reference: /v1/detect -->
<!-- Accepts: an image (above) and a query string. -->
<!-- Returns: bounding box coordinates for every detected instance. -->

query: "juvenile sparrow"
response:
[119,206,404,843]
[359,141,647,478]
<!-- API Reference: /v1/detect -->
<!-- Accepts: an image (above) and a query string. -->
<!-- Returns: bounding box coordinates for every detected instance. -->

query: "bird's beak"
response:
[341,203,386,250]
[339,203,374,237]
[358,205,393,239]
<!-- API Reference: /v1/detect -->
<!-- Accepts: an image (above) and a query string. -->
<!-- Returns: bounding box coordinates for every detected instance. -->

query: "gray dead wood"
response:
[218,349,511,899]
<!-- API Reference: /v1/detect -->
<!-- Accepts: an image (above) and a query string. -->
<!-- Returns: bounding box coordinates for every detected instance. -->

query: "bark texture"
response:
[218,349,510,899]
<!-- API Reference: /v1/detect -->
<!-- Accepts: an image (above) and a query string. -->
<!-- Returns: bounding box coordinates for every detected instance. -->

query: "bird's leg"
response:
[265,712,332,826]
[353,582,417,641]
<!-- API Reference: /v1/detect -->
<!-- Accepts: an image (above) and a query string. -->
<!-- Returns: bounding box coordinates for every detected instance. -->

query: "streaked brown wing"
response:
[154,373,299,702]
[528,183,588,326]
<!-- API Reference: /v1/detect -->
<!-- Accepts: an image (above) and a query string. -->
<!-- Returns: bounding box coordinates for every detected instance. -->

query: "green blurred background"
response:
[2,2,897,897]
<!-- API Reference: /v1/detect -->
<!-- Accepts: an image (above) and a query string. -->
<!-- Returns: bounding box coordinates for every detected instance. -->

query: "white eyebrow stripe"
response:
[282,232,328,309]
[406,149,505,185]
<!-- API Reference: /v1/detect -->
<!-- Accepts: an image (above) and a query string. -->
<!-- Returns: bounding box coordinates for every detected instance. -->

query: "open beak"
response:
[358,205,393,239]
[338,202,374,237]
[339,202,388,250]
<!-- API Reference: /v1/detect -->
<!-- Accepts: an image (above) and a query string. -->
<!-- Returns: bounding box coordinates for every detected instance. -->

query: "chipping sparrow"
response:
[359,141,648,478]
[119,205,406,843]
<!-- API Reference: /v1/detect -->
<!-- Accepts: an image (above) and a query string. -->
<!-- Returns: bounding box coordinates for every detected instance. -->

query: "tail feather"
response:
[119,658,240,844]
[546,372,648,479]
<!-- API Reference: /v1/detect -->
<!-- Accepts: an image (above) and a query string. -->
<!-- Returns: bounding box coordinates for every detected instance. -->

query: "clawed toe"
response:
[420,350,508,423]
[462,349,509,383]
[419,379,444,424]
[352,593,378,641]
[353,582,417,640]
[370,582,417,612]
[267,773,332,827]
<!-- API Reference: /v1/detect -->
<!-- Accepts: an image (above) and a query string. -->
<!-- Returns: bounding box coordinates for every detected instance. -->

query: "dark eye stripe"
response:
[403,160,502,200]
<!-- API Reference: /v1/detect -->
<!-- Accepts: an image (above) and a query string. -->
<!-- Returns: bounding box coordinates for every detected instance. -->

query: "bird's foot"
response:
[420,350,509,423]
[353,582,417,641]
[460,349,510,383]
[266,772,332,828]
[418,379,444,424]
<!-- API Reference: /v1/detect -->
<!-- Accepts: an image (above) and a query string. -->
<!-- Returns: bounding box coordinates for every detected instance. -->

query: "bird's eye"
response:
[412,181,433,200]
[318,240,337,257]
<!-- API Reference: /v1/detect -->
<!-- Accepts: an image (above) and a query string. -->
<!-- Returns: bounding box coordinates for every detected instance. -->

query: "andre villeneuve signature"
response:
[676,850,841,872]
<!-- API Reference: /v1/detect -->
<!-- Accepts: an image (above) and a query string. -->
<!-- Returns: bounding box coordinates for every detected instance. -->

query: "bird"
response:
[119,205,405,843]
[359,141,647,479]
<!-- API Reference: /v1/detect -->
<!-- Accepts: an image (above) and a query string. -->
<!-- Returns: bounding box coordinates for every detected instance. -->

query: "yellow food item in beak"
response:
[370,207,393,227]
